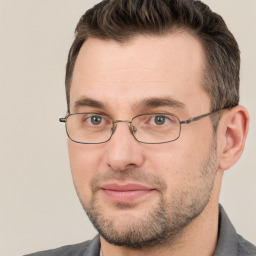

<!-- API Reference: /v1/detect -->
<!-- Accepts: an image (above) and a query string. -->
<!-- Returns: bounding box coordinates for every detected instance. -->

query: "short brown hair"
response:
[65,0,240,116]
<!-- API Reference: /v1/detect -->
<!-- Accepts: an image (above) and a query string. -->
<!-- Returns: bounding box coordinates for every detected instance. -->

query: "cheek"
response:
[143,143,186,191]
[68,141,104,197]
[145,134,213,185]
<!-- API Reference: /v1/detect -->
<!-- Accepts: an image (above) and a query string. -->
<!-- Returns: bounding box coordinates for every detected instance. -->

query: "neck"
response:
[100,171,223,256]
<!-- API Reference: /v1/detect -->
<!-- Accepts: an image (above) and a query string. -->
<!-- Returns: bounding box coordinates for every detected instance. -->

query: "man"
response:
[26,0,256,255]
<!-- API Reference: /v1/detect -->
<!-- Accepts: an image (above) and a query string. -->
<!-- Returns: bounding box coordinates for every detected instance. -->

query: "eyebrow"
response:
[73,96,185,113]
[134,97,185,112]
[74,97,106,110]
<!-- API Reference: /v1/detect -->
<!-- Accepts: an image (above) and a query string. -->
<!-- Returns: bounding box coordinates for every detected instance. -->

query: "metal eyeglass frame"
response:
[59,108,227,144]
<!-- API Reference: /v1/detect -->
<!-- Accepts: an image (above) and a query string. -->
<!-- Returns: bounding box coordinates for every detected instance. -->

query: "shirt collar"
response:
[214,204,239,256]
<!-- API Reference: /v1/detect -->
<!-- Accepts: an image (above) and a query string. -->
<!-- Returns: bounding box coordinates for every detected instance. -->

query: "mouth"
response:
[100,183,155,203]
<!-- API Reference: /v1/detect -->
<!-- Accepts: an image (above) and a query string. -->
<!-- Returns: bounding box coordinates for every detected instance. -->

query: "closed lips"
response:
[101,183,155,203]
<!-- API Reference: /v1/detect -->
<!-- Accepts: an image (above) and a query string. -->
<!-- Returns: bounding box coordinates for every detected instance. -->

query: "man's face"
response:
[68,33,219,248]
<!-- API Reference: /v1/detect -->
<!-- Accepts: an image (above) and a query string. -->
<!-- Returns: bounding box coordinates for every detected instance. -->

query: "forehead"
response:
[70,33,210,115]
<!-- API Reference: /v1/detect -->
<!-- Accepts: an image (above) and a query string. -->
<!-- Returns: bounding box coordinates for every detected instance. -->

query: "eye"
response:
[153,115,167,125]
[89,115,103,125]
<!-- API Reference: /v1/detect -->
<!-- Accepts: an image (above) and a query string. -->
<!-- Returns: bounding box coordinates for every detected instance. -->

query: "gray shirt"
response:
[25,205,256,256]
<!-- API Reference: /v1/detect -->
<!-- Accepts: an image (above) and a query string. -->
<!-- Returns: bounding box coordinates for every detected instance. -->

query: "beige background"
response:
[0,1,255,255]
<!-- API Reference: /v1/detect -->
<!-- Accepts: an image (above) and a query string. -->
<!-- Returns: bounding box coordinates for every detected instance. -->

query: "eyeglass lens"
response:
[65,113,181,144]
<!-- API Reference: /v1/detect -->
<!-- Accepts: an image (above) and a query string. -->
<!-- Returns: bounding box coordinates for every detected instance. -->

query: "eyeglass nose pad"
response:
[130,124,137,134]
[111,124,117,134]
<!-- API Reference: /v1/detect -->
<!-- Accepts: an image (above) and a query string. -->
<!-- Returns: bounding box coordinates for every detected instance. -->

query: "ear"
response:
[218,105,249,171]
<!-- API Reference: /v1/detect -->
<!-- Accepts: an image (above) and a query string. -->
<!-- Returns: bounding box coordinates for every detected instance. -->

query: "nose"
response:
[106,122,144,171]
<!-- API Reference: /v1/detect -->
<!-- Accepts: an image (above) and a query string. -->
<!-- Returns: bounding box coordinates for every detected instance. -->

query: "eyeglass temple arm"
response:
[59,118,66,123]
[180,113,210,124]
[180,109,225,125]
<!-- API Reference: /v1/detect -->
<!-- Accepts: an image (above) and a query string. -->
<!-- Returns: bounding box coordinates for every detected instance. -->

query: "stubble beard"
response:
[76,141,218,249]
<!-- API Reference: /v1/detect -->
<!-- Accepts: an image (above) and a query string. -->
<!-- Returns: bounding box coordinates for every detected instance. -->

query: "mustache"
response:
[90,168,167,193]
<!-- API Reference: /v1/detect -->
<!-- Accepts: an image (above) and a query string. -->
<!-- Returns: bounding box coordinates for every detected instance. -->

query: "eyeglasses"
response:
[59,109,225,144]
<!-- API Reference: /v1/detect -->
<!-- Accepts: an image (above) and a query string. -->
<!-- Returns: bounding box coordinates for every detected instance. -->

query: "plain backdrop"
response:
[0,1,255,255]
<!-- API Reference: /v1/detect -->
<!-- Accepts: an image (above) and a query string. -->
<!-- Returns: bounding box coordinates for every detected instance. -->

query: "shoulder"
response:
[236,234,256,256]
[215,205,256,256]
[24,236,100,256]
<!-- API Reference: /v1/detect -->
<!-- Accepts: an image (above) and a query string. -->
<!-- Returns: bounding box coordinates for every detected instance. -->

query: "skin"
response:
[68,32,249,256]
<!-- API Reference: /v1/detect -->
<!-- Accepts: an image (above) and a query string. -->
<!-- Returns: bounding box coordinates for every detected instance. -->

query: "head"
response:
[63,0,249,250]
[65,0,240,117]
